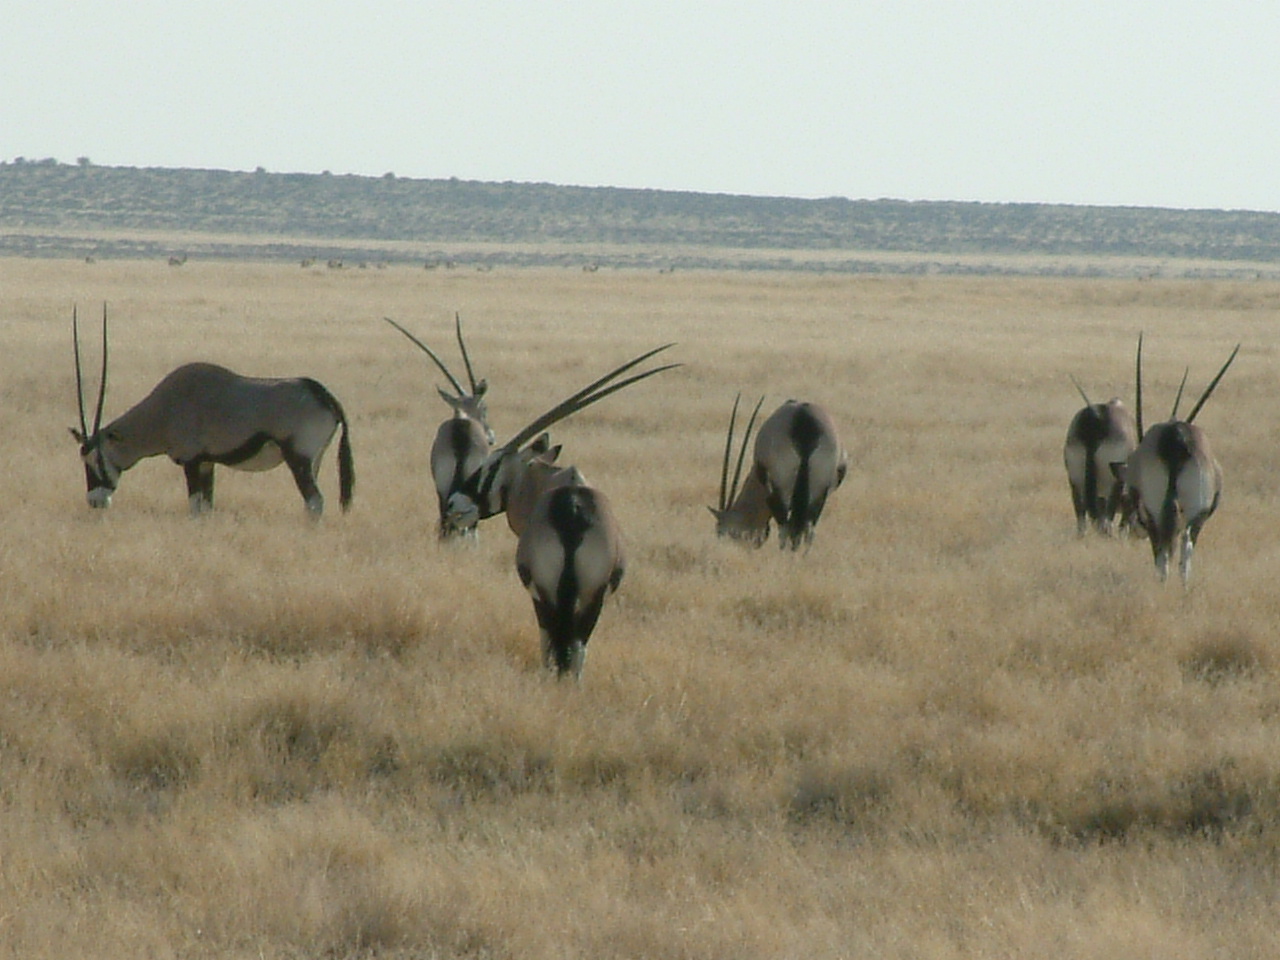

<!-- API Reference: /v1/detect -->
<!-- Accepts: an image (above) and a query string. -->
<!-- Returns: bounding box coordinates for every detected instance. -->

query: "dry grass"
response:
[3,258,1280,957]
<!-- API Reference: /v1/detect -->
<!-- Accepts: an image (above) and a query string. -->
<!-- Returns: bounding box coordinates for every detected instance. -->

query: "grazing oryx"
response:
[517,479,624,679]
[384,315,495,539]
[1114,334,1239,583]
[711,396,847,551]
[1063,377,1138,536]
[70,306,353,516]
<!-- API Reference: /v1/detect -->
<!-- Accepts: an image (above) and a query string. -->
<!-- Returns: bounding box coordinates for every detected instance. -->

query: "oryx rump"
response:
[516,480,624,679]
[1115,335,1239,583]
[1063,379,1138,535]
[70,306,354,516]
[712,396,847,550]
[384,314,494,538]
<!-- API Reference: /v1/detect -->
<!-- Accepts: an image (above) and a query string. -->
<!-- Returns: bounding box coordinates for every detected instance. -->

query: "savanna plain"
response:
[4,258,1280,959]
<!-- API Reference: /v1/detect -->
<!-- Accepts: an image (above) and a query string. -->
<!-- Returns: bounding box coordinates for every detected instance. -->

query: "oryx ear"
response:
[69,426,86,444]
[437,387,461,408]
[708,506,724,520]
[474,379,488,397]
[529,433,551,455]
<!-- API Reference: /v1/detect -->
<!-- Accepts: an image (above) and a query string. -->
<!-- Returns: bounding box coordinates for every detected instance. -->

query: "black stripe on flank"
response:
[204,432,276,467]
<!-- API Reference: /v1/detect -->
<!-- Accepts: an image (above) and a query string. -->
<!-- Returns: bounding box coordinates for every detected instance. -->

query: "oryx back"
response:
[506,452,586,538]
[1063,398,1138,535]
[753,400,846,550]
[516,483,624,679]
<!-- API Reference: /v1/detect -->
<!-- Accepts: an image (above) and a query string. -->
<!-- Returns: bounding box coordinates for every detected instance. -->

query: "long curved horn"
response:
[92,303,108,435]
[73,305,88,439]
[383,316,467,397]
[718,394,741,511]
[1068,374,1092,408]
[727,395,764,509]
[1168,367,1189,421]
[496,343,680,457]
[1185,343,1240,425]
[454,312,480,395]
[1134,332,1144,441]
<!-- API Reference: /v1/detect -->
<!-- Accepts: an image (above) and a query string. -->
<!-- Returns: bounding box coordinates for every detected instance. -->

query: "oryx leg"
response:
[282,445,325,516]
[183,461,215,515]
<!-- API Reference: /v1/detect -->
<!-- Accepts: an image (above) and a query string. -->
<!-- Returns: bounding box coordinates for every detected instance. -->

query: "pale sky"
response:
[5,1,1279,212]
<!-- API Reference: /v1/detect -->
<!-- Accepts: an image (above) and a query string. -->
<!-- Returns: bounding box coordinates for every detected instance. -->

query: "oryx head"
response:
[447,343,680,529]
[384,313,495,443]
[709,393,771,546]
[69,304,119,508]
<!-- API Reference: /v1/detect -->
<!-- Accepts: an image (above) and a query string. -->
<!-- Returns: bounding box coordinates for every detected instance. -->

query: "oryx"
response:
[384,314,495,539]
[517,479,624,679]
[446,343,677,679]
[711,396,847,551]
[1114,334,1239,583]
[70,306,354,516]
[1063,377,1138,536]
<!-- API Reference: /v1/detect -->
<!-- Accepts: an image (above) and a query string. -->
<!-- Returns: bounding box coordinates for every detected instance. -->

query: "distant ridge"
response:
[4,159,1280,275]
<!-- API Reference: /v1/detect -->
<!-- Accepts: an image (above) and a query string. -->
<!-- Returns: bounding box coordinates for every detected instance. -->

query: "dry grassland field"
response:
[4,257,1280,958]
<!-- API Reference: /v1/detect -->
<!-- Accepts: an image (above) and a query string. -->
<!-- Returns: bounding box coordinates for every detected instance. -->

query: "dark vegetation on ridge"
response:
[4,157,1280,275]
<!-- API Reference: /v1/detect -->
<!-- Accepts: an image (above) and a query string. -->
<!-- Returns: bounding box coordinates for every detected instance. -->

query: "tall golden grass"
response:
[3,257,1280,958]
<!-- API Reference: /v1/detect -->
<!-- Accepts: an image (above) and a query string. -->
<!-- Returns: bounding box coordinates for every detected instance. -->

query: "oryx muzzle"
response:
[1114,334,1239,583]
[1063,375,1138,536]
[70,305,354,516]
[712,396,847,551]
[385,314,495,539]
[446,342,680,531]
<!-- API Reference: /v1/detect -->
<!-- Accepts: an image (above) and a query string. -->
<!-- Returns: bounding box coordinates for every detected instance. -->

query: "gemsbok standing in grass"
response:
[711,395,847,551]
[69,305,353,516]
[446,343,679,679]
[1114,334,1239,584]
[1063,377,1138,536]
[384,314,495,539]
[517,478,624,679]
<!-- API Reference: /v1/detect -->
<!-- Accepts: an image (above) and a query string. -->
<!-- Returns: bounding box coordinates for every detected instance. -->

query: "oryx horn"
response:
[72,303,109,440]
[1068,374,1091,409]
[494,343,680,457]
[383,315,469,397]
[1134,332,1144,440]
[1168,367,1189,421]
[453,312,483,394]
[718,393,764,511]
[1185,343,1241,425]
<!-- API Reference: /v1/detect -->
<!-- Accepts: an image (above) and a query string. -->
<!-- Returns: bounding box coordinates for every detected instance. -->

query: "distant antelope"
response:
[711,396,847,550]
[1114,334,1239,583]
[167,253,187,267]
[384,314,494,539]
[1063,377,1138,535]
[70,306,353,516]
